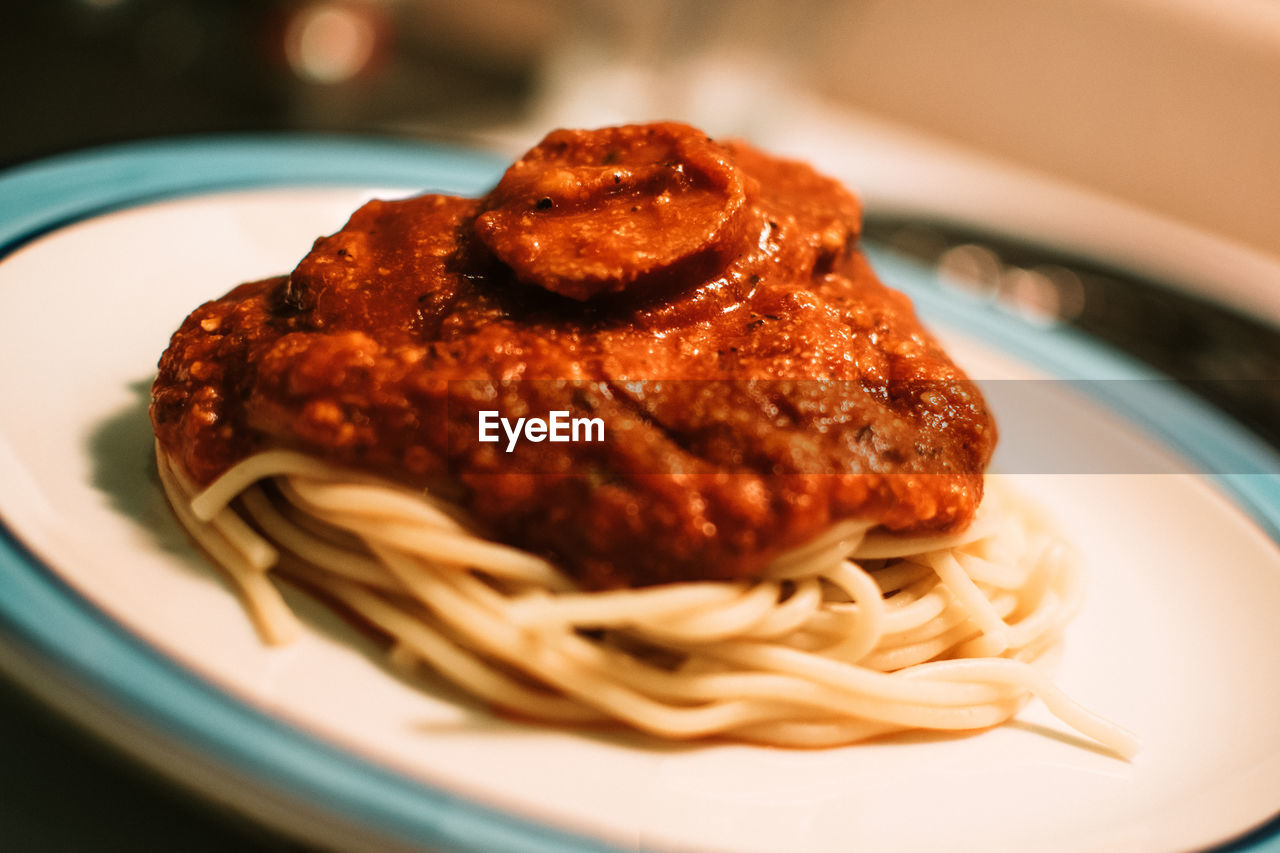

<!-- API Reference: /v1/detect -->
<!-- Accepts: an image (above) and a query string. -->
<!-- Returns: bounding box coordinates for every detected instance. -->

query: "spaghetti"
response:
[156,443,1138,758]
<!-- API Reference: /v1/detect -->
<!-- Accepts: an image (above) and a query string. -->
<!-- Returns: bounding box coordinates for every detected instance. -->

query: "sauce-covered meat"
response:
[152,122,995,589]
[476,124,753,301]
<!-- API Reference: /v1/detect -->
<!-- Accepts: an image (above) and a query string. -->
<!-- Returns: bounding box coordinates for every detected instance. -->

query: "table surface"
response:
[0,674,292,851]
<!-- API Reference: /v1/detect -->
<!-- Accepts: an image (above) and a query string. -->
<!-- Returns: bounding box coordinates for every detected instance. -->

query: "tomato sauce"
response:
[152,122,995,588]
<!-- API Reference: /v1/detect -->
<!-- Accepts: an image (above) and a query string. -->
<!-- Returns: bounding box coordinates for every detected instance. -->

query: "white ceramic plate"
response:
[1,140,1278,853]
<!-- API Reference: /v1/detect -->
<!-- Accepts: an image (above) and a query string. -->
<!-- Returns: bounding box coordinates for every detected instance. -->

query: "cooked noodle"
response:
[155,442,1137,758]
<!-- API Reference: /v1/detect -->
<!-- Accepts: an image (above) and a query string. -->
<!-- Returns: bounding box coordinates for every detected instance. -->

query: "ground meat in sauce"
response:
[151,122,996,590]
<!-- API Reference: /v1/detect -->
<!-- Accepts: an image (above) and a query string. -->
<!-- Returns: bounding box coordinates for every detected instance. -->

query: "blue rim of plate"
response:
[0,135,1278,853]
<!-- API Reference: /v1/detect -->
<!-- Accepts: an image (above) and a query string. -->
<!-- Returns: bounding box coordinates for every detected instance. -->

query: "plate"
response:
[1,138,1279,853]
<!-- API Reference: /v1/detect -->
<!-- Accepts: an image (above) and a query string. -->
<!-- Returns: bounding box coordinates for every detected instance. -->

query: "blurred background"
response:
[2,0,1279,848]
[5,0,1280,260]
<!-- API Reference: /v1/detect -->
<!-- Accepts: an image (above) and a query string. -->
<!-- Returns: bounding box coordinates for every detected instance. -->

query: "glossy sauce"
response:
[152,123,995,589]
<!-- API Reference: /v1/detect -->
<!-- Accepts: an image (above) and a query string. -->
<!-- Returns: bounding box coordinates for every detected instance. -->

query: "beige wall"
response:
[803,0,1280,259]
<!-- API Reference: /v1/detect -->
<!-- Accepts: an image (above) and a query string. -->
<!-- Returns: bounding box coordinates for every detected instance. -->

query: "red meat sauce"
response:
[151,122,995,589]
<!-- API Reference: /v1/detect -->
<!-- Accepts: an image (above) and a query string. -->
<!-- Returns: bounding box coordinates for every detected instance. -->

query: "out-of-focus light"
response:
[990,264,1085,326]
[284,2,379,85]
[937,243,1002,299]
[1037,265,1086,320]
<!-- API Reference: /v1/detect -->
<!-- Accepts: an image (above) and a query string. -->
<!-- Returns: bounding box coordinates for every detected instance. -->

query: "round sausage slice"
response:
[474,122,752,300]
